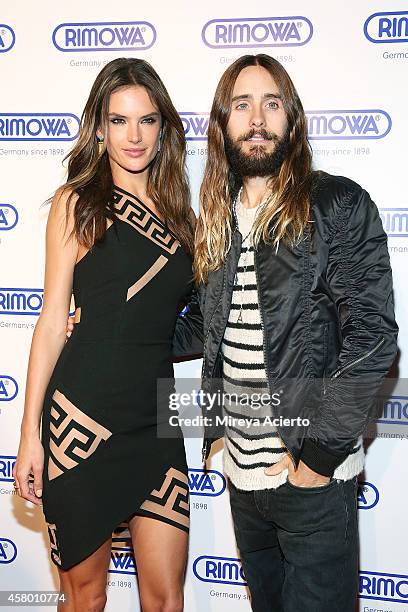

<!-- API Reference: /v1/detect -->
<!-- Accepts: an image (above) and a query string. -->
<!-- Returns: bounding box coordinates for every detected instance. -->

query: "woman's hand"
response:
[13,433,44,506]
[66,316,75,339]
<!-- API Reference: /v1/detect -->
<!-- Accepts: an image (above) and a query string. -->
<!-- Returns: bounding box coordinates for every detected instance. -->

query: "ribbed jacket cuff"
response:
[300,439,349,478]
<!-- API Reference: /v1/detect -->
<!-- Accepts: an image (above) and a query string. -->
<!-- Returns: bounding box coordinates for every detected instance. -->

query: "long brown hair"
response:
[194,54,313,283]
[61,58,194,254]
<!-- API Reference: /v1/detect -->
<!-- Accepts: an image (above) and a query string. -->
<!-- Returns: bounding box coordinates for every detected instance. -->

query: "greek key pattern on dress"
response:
[140,467,190,529]
[46,522,61,566]
[112,190,179,255]
[48,389,112,481]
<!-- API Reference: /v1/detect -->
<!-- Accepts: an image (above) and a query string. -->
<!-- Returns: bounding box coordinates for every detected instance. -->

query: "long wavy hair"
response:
[194,54,313,283]
[61,58,194,254]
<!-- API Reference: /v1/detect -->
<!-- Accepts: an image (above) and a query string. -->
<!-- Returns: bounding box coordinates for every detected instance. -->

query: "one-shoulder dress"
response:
[40,186,191,570]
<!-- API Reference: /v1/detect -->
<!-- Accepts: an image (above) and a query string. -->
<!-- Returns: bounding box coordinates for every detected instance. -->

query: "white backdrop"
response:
[1,1,407,610]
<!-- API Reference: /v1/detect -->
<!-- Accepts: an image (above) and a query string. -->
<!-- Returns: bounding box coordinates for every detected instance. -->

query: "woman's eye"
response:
[142,117,157,124]
[110,118,125,125]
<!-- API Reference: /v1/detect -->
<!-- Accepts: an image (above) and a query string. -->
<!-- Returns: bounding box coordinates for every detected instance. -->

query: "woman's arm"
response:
[14,188,79,505]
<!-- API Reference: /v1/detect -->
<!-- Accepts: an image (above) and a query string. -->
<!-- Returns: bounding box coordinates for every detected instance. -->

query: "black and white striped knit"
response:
[221,197,364,491]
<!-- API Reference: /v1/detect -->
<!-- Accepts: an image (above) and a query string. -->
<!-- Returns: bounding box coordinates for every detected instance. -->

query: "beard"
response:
[224,127,290,178]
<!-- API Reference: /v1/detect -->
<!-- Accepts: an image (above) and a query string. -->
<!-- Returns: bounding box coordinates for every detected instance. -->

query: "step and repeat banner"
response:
[1,1,407,610]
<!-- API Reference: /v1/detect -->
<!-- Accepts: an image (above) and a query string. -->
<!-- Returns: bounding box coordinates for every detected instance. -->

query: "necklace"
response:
[233,188,272,323]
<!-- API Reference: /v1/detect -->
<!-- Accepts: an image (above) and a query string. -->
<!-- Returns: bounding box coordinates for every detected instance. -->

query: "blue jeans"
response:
[228,476,359,612]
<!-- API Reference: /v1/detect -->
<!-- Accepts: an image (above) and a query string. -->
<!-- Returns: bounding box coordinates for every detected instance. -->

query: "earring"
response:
[96,135,104,154]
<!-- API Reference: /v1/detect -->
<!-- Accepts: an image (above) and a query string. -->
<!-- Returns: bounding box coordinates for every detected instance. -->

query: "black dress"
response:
[41,186,191,570]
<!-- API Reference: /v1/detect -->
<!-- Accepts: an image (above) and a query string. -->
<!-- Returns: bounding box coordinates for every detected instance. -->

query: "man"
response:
[174,54,398,611]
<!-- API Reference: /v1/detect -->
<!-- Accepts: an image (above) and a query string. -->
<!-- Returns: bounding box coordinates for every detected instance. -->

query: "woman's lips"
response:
[123,148,146,158]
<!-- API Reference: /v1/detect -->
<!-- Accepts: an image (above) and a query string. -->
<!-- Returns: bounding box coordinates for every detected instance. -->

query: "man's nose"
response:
[250,105,266,128]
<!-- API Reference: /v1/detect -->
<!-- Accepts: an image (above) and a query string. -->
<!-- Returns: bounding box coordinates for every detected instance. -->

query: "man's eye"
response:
[267,101,279,109]
[236,103,248,110]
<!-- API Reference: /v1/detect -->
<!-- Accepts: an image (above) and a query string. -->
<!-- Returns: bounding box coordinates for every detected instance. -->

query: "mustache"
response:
[237,129,279,142]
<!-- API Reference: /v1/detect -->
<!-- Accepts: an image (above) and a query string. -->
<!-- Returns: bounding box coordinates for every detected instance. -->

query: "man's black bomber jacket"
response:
[172,171,398,477]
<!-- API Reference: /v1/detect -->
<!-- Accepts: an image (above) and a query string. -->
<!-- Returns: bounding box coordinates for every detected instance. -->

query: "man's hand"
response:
[66,316,75,339]
[264,455,330,487]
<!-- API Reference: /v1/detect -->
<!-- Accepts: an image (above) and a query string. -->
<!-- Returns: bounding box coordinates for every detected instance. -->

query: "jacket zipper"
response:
[201,264,227,463]
[330,336,385,380]
[254,248,296,467]
[201,265,226,379]
[202,227,239,463]
[322,322,329,396]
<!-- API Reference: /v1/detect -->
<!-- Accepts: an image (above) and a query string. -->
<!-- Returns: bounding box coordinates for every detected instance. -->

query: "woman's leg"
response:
[129,515,188,612]
[57,536,112,612]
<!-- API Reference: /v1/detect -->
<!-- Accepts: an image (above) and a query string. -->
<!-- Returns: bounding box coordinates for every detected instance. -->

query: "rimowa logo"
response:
[53,21,156,52]
[202,16,313,48]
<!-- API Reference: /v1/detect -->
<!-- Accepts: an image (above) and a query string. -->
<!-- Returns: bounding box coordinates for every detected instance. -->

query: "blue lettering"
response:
[0,381,8,398]
[64,26,145,48]
[285,22,301,41]
[0,118,72,138]
[0,291,43,313]
[65,28,77,46]
[268,21,301,42]
[189,472,216,493]
[359,574,408,600]
[379,18,392,38]
[397,579,408,598]
[230,24,250,44]
[0,34,4,49]
[215,25,227,43]
[111,552,136,572]
[99,28,115,46]
[190,117,209,137]
[358,488,368,506]
[380,211,408,235]
[379,16,408,38]
[116,26,144,46]
[360,115,378,135]
[40,118,70,137]
[79,27,98,48]
[252,24,268,43]
[0,459,14,479]
[307,112,386,138]
[382,399,408,421]
[222,561,242,581]
[360,575,371,594]
[206,560,217,578]
[201,475,216,493]
[26,119,42,136]
[0,543,7,562]
[376,577,396,597]
[211,19,308,46]
[113,27,133,45]
[0,209,8,227]
[204,559,244,581]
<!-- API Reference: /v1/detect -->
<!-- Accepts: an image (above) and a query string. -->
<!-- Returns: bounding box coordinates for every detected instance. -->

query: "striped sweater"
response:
[221,198,364,491]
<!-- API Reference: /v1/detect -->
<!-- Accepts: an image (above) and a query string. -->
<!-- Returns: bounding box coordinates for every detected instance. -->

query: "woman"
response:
[13,58,198,611]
